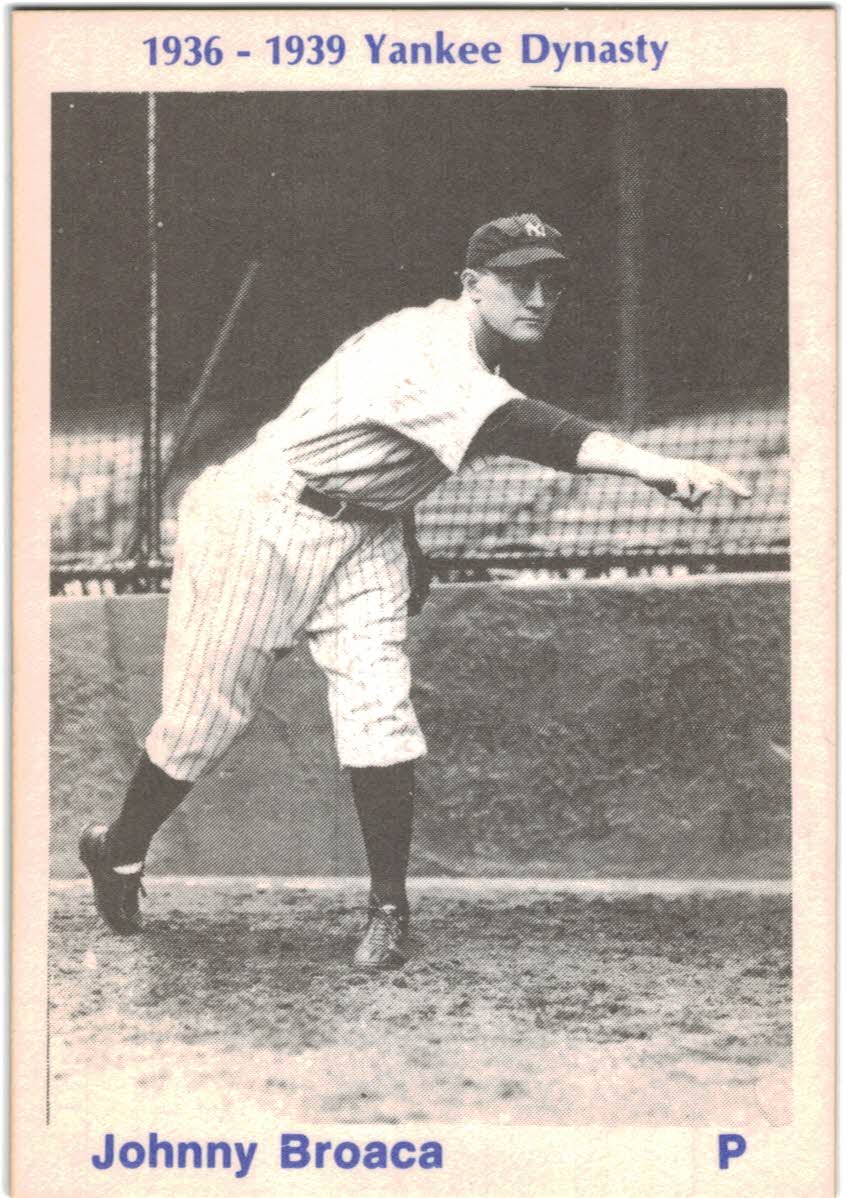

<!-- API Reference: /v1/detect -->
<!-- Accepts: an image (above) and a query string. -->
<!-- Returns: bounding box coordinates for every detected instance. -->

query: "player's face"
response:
[468,266,564,343]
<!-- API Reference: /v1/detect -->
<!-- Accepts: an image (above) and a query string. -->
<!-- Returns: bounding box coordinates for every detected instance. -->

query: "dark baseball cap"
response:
[466,213,566,271]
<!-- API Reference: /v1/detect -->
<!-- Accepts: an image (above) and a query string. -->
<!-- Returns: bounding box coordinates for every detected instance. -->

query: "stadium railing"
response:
[50,407,788,595]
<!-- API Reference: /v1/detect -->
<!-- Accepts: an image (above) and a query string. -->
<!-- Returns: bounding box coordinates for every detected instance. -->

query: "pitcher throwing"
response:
[80,213,749,968]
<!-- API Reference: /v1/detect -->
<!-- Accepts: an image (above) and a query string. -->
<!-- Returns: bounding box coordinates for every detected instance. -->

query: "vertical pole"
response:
[145,91,162,577]
[615,93,648,430]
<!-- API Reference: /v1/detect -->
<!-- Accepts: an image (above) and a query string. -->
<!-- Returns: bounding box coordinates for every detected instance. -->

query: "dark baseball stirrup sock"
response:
[105,751,193,867]
[350,762,415,914]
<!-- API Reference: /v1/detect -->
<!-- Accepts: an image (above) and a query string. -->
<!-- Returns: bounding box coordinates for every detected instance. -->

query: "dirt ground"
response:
[49,879,791,1126]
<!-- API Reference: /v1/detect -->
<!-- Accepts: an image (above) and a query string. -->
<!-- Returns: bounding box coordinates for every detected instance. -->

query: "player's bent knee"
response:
[324,680,426,768]
[145,707,250,783]
[144,733,210,784]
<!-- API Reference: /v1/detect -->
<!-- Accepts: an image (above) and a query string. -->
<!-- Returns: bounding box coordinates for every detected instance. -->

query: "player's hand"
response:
[638,457,751,510]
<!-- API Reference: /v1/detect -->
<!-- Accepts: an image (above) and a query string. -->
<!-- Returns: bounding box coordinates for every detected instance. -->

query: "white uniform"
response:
[146,297,523,781]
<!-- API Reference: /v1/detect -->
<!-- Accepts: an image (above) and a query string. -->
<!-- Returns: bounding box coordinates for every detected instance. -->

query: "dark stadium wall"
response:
[51,577,790,880]
[53,90,787,463]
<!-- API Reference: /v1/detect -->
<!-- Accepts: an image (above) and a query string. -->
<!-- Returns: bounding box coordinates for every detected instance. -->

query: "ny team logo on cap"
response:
[466,212,567,271]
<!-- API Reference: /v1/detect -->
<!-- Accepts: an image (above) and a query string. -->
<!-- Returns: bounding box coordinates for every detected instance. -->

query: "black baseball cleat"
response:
[79,823,146,934]
[353,902,409,970]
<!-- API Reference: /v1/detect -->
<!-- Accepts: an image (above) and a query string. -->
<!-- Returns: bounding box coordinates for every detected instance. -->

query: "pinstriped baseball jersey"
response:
[147,295,514,780]
[249,296,523,511]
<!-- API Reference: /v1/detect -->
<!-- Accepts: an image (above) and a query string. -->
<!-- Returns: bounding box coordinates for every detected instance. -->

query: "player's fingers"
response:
[686,470,713,505]
[712,468,752,499]
[683,484,708,509]
[681,464,752,504]
[670,470,704,507]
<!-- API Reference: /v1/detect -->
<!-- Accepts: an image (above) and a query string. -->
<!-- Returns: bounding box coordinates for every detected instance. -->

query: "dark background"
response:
[52,90,787,462]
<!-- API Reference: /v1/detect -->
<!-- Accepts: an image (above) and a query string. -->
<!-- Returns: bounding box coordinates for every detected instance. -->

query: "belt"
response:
[296,482,394,524]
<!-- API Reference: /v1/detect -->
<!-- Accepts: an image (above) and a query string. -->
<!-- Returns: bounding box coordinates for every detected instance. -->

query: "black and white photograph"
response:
[45,85,794,1131]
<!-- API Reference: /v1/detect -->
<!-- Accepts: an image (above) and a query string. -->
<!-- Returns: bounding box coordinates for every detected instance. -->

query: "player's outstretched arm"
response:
[467,401,750,511]
[575,430,751,510]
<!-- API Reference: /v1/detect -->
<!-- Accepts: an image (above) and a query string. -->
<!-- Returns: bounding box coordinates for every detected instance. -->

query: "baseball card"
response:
[11,7,835,1196]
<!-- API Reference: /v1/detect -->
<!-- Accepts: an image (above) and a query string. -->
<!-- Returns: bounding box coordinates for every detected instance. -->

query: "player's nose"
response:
[525,279,546,306]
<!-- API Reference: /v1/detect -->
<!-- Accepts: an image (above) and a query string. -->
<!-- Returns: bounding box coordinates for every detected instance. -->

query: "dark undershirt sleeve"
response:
[466,398,598,472]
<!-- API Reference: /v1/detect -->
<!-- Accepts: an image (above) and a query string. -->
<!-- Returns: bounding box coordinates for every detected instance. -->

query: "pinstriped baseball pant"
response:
[145,464,427,782]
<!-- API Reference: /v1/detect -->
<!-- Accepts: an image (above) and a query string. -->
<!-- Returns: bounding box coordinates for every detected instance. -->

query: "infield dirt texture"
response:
[50,879,790,1125]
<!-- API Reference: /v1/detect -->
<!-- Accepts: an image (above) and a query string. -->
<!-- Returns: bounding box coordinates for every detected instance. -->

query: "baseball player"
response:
[80,214,749,969]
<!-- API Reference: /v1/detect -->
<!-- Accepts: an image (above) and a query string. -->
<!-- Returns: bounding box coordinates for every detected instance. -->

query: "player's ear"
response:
[461,268,483,301]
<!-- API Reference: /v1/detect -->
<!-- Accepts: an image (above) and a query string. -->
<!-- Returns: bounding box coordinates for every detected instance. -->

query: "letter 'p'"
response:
[718,1133,747,1170]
